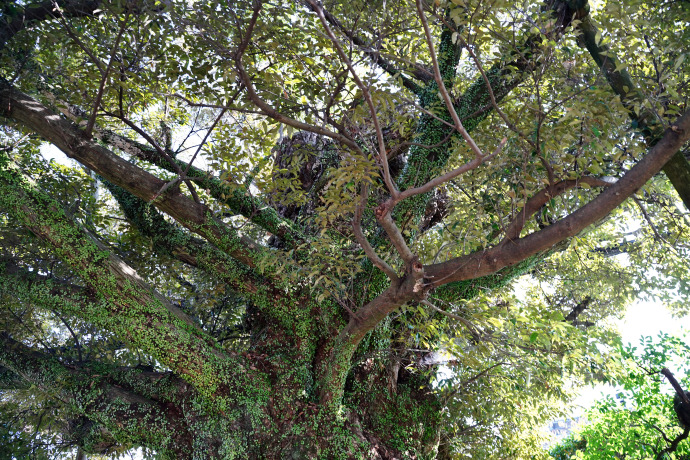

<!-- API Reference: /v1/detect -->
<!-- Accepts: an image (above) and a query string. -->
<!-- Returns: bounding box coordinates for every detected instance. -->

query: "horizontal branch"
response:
[0,331,193,452]
[425,108,690,287]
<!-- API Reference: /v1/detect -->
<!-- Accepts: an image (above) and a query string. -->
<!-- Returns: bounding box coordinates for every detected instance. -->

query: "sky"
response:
[572,298,688,411]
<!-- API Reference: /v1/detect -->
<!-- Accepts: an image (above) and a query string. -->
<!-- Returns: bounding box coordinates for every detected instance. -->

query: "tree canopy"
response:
[550,332,690,460]
[0,0,689,458]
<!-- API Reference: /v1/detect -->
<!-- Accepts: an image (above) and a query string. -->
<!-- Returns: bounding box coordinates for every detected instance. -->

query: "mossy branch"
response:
[0,151,265,397]
[0,331,193,454]
[573,10,690,210]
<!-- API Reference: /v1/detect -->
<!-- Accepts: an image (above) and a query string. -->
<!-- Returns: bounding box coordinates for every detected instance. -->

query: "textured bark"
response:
[1,1,688,457]
[573,11,690,209]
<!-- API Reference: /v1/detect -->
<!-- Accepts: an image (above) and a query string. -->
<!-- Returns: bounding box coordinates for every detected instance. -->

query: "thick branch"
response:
[573,11,690,210]
[0,79,269,272]
[395,0,583,230]
[0,332,193,453]
[425,109,690,287]
[375,204,415,264]
[105,181,270,296]
[564,297,592,324]
[0,0,102,52]
[0,152,257,396]
[352,185,398,280]
[662,368,690,405]
[500,176,611,244]
[58,118,307,249]
[318,258,426,405]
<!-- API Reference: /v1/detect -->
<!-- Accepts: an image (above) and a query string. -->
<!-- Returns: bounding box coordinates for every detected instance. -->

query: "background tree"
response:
[550,333,690,460]
[0,0,689,458]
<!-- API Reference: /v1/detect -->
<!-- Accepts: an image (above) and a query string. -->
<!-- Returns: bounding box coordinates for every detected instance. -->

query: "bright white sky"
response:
[573,299,688,411]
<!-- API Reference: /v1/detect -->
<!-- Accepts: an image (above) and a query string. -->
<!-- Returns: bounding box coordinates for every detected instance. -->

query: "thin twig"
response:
[232,2,363,153]
[85,11,130,136]
[104,112,201,203]
[396,137,506,203]
[306,0,399,197]
[183,108,226,176]
[52,311,83,363]
[422,299,477,333]
[305,0,428,92]
[415,0,485,159]
[352,184,398,280]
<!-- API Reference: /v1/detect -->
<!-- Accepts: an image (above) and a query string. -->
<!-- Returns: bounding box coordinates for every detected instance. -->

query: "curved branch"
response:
[661,368,690,405]
[425,108,690,288]
[415,0,486,160]
[232,4,362,154]
[500,176,611,244]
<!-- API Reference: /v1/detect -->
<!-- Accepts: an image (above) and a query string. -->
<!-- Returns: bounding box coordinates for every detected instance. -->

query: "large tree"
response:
[0,0,689,458]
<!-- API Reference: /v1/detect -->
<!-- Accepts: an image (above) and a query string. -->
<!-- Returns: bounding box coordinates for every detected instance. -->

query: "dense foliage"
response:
[0,0,689,458]
[550,332,690,460]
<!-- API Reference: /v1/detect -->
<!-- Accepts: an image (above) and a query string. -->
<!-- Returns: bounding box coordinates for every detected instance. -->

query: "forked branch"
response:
[352,184,399,280]
[500,176,611,244]
[306,0,398,197]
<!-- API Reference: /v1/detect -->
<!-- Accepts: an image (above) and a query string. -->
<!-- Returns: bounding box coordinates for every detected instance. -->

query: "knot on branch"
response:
[374,203,389,219]
[405,256,427,297]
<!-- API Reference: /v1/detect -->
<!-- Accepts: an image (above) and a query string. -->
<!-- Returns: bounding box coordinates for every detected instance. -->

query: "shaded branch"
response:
[564,297,592,323]
[104,181,288,302]
[0,151,257,395]
[0,0,102,53]
[573,9,690,210]
[375,203,415,264]
[661,368,690,405]
[0,331,194,453]
[306,0,398,196]
[0,79,269,273]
